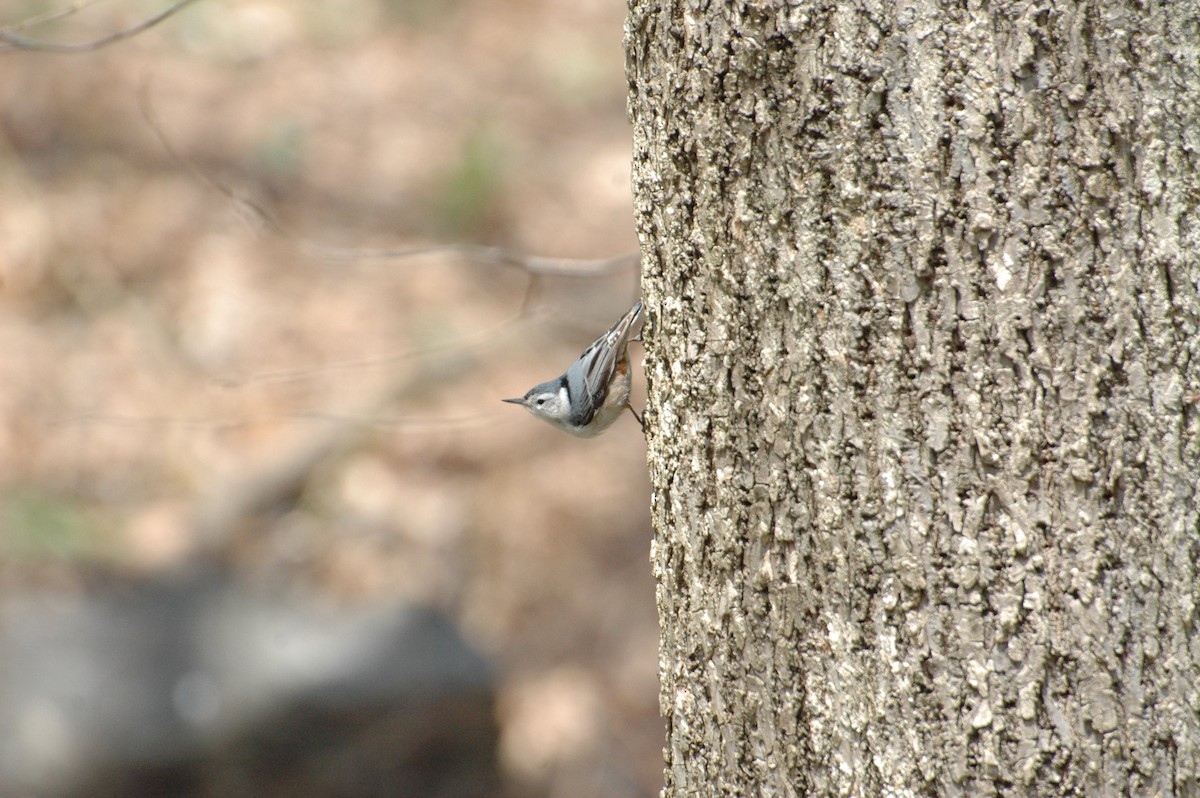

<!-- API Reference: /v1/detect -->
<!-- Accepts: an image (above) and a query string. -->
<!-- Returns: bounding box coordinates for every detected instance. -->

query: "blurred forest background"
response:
[0,1,658,796]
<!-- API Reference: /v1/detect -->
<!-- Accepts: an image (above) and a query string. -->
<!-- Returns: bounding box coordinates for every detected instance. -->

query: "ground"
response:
[0,2,660,796]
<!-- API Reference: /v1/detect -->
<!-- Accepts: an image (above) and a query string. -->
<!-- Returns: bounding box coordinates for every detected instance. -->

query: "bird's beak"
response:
[501,397,525,405]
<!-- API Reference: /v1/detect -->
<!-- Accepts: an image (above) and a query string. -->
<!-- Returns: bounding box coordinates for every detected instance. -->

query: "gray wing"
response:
[566,301,643,426]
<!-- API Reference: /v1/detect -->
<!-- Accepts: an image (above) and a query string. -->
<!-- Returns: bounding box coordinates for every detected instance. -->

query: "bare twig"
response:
[136,80,640,279]
[318,243,640,278]
[0,0,201,53]
[189,353,484,553]
[2,0,99,34]
[211,310,543,388]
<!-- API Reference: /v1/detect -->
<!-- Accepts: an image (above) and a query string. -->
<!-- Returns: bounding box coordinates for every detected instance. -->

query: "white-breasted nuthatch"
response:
[502,301,644,436]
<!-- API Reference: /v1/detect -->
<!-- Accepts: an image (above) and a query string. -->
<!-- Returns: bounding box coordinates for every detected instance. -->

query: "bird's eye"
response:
[536,398,546,406]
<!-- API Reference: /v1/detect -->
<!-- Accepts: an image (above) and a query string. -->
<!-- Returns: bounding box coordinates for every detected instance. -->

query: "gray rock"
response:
[0,570,499,798]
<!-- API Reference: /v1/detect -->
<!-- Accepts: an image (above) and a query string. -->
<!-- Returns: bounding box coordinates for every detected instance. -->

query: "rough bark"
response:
[626,1,1199,795]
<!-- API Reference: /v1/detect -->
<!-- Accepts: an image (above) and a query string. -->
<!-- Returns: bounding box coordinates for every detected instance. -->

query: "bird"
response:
[502,301,644,436]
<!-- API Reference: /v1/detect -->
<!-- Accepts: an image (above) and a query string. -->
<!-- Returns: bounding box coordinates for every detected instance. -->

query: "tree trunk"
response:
[625,1,1199,795]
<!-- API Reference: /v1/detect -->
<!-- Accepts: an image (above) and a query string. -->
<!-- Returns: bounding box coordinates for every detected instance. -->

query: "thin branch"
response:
[0,0,201,53]
[212,309,543,388]
[316,243,640,278]
[2,0,99,33]
[137,80,640,279]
